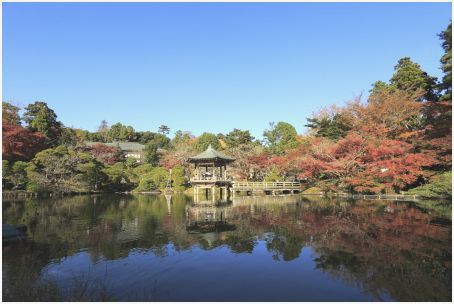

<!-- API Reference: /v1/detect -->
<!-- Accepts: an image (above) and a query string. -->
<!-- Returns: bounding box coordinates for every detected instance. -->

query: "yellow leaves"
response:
[341,89,423,139]
[397,130,421,140]
[219,138,227,149]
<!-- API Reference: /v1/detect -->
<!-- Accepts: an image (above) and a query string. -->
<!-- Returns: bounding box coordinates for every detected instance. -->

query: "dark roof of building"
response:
[85,141,145,152]
[188,145,235,163]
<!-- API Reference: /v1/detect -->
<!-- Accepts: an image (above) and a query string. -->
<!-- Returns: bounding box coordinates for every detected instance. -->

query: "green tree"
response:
[438,22,452,102]
[306,113,351,140]
[194,132,220,152]
[2,160,11,189]
[108,123,136,141]
[10,161,29,190]
[103,162,133,191]
[74,129,90,142]
[131,163,155,183]
[171,165,187,191]
[97,120,110,142]
[172,130,192,147]
[144,134,171,165]
[2,102,21,125]
[86,131,103,142]
[135,167,169,191]
[26,146,106,193]
[158,124,170,135]
[224,129,254,148]
[263,122,298,155]
[369,80,392,96]
[124,126,136,141]
[77,160,107,191]
[23,101,62,140]
[58,127,79,147]
[108,123,122,141]
[136,131,157,144]
[390,57,438,101]
[264,167,282,182]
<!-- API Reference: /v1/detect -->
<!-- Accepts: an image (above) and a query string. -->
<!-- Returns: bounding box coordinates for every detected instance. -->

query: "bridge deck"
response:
[232,181,301,191]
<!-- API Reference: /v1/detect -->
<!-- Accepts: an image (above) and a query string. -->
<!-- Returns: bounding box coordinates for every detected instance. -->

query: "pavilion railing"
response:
[191,176,231,182]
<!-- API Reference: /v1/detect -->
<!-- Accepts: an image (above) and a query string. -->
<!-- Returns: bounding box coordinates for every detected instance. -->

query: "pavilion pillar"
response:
[194,186,199,203]
[224,187,229,201]
[212,186,216,202]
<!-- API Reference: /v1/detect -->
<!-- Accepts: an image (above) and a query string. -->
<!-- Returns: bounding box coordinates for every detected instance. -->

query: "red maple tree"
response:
[2,124,48,161]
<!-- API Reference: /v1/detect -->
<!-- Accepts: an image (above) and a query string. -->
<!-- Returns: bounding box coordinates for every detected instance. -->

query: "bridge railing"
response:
[232,181,301,189]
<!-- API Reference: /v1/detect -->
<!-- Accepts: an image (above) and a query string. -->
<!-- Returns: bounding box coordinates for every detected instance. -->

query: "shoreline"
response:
[2,189,450,201]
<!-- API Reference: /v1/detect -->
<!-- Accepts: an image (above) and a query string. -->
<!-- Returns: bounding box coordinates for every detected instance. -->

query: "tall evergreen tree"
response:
[438,22,452,102]
[390,57,438,101]
[370,57,438,102]
[97,120,110,142]
[306,113,351,140]
[23,101,62,141]
[158,124,170,135]
[369,80,391,96]
[225,129,255,148]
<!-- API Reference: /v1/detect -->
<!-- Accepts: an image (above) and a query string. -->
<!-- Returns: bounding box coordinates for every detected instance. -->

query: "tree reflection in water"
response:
[2,194,451,301]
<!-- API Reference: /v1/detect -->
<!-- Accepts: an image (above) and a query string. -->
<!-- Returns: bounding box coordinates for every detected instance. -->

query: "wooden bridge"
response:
[232,181,301,195]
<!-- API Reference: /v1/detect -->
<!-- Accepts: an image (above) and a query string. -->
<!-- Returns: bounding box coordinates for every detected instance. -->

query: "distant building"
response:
[85,141,167,162]
[85,141,145,161]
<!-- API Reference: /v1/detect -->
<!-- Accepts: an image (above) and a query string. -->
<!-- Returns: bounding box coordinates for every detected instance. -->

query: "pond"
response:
[2,194,452,301]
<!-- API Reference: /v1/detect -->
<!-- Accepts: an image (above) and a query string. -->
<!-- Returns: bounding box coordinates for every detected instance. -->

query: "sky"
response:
[3,2,452,139]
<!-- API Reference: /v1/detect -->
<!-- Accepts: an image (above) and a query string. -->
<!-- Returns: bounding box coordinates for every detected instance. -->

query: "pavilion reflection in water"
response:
[184,194,304,231]
[183,199,236,249]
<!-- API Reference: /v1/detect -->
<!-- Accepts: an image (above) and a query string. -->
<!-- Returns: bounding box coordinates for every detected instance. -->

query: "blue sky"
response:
[3,2,451,139]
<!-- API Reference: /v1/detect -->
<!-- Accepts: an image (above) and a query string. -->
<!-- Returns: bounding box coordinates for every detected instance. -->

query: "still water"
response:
[2,194,452,301]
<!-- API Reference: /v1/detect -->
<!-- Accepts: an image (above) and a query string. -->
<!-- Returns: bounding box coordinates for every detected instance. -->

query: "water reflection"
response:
[2,194,451,301]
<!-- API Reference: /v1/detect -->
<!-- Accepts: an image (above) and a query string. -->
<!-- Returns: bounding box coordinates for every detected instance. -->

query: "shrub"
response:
[408,171,452,198]
[135,167,169,192]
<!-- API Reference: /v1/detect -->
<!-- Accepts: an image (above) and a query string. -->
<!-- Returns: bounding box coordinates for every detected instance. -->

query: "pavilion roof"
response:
[188,145,235,163]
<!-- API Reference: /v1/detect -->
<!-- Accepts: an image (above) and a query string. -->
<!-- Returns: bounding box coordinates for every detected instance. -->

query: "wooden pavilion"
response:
[187,144,235,202]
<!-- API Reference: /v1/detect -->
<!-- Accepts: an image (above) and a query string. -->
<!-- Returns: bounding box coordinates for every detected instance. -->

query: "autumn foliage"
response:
[89,143,122,165]
[260,89,450,194]
[2,124,48,162]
